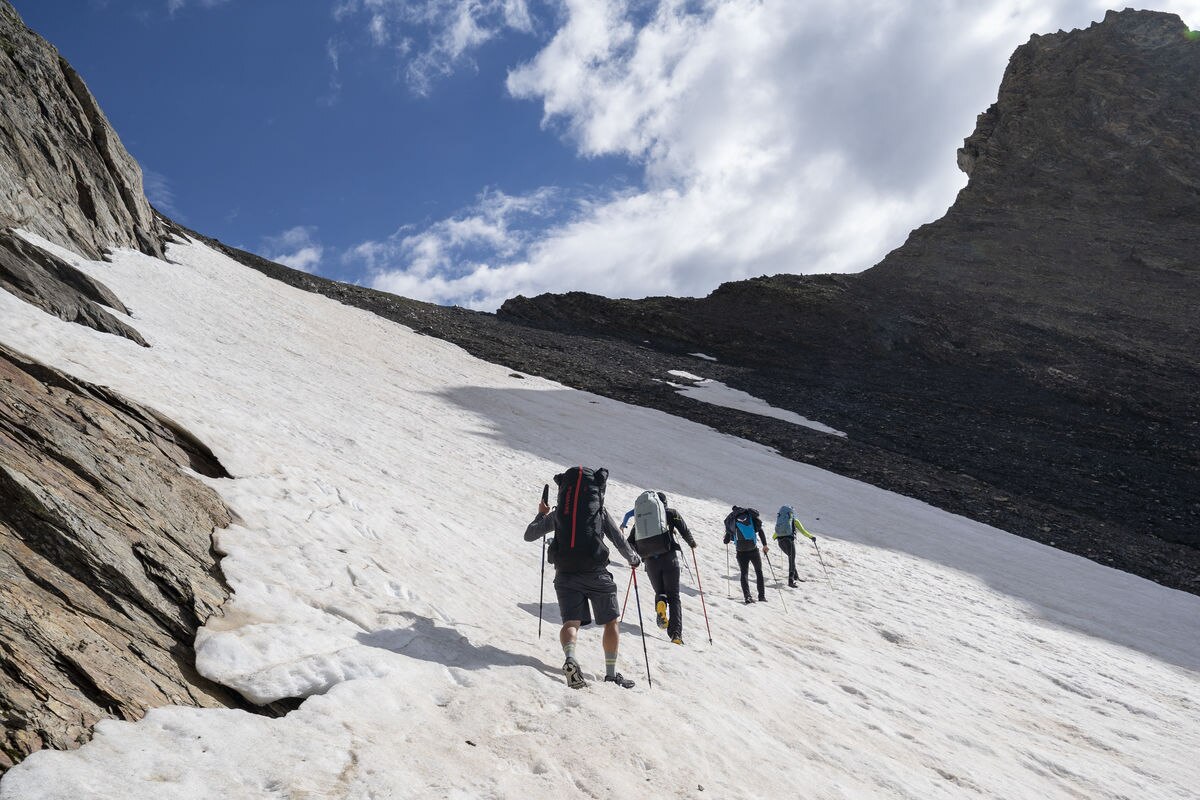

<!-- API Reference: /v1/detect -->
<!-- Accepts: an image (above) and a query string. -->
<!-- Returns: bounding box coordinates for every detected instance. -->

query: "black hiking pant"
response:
[645,551,683,640]
[778,537,799,582]
[736,549,765,600]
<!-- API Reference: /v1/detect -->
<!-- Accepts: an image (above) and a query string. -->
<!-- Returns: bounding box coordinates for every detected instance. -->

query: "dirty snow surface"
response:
[1,235,1198,800]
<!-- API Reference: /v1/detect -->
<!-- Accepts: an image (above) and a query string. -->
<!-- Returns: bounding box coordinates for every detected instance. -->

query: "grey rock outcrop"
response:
[0,344,260,770]
[0,230,147,345]
[0,0,164,260]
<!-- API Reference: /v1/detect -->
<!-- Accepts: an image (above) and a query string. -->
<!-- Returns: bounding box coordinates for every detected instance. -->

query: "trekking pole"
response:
[631,567,653,688]
[763,549,788,613]
[726,543,731,599]
[620,569,634,622]
[538,536,546,638]
[691,548,713,645]
[811,539,835,589]
[680,549,696,584]
[538,484,549,638]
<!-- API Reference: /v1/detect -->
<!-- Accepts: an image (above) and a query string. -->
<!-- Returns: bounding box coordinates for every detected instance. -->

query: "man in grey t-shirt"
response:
[525,467,641,689]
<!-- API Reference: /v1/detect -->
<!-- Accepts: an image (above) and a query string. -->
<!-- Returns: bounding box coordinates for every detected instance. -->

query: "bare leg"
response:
[601,619,619,653]
[560,620,580,648]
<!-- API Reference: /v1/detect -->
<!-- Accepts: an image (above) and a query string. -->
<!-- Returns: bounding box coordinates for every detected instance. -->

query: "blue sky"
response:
[16,1,1200,309]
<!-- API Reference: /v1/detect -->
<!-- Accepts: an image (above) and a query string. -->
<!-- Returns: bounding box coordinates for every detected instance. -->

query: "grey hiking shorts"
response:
[553,569,619,627]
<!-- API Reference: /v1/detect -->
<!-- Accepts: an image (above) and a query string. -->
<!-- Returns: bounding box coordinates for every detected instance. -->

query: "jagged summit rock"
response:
[0,0,164,260]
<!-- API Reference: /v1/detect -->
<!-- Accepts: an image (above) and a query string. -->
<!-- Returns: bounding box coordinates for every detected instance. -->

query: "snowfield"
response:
[1,235,1197,799]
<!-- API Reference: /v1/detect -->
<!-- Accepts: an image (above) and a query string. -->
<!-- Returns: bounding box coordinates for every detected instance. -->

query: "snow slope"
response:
[1,235,1198,799]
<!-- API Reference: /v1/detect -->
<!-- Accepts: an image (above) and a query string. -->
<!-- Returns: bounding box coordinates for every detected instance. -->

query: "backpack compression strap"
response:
[570,465,583,548]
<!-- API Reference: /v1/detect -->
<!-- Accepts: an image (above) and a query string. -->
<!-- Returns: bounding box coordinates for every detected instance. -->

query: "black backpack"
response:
[726,506,761,552]
[551,466,610,572]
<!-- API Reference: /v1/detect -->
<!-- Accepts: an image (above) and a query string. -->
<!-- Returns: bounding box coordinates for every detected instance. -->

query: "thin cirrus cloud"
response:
[142,169,182,220]
[332,0,535,96]
[341,0,1200,311]
[167,0,231,15]
[262,226,324,274]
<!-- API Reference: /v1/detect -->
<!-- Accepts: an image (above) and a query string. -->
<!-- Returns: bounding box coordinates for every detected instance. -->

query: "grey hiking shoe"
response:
[562,658,587,689]
[604,673,635,689]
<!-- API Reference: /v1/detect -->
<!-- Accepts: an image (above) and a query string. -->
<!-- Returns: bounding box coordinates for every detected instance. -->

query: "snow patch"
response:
[664,371,847,437]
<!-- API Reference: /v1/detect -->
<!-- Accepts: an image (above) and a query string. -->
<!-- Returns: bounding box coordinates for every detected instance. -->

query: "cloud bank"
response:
[343,1,1200,310]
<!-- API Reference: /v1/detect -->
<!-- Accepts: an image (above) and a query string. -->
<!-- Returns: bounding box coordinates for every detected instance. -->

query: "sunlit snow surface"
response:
[1,235,1198,799]
[665,370,847,437]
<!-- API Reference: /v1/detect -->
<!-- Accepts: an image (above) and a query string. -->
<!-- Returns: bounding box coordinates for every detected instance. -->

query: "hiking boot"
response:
[744,597,755,604]
[605,673,635,689]
[562,658,587,690]
[671,637,684,646]
[655,600,669,630]
[758,595,768,602]
[788,580,798,588]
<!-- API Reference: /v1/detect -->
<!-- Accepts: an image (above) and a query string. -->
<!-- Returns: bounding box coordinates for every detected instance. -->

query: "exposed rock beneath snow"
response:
[0,343,263,771]
[0,231,147,346]
[0,0,164,260]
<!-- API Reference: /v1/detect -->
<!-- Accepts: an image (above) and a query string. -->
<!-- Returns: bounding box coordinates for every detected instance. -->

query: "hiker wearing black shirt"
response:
[524,466,641,690]
[724,506,768,603]
[622,492,696,645]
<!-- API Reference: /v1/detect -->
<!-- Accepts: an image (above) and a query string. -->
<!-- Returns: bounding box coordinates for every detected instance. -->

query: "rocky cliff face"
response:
[496,11,1200,589]
[0,0,163,259]
[0,2,279,774]
[0,345,256,769]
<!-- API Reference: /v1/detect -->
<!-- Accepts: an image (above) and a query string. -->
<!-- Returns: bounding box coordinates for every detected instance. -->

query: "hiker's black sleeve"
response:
[603,509,640,565]
[670,509,696,548]
[524,512,555,542]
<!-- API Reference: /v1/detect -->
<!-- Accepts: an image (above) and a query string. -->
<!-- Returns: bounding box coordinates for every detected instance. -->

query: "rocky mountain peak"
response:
[0,0,164,259]
[956,8,1198,218]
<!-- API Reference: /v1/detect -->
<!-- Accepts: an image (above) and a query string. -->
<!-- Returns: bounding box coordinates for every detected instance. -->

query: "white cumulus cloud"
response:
[356,0,1200,310]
